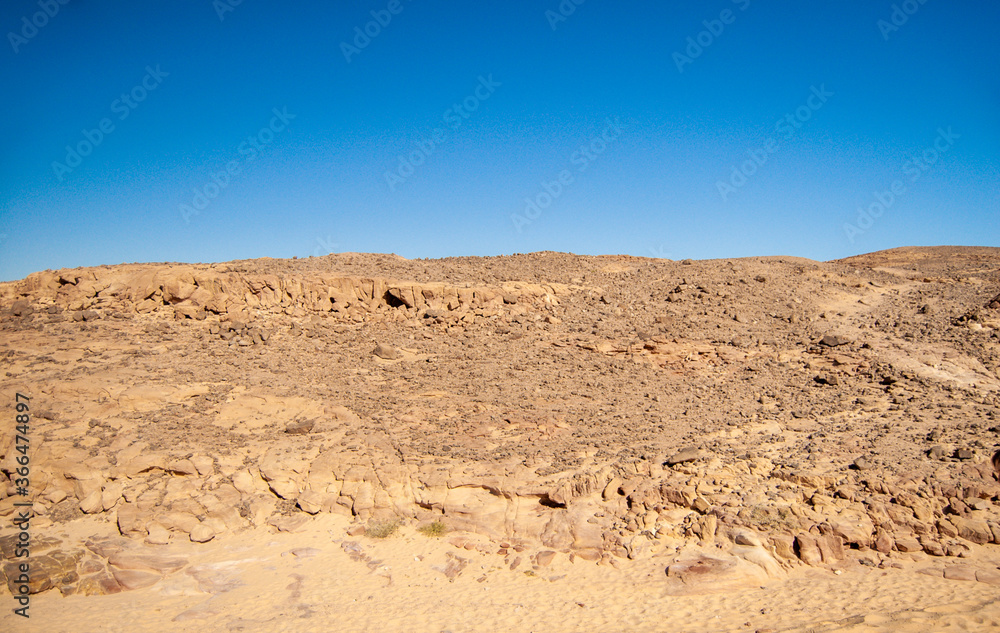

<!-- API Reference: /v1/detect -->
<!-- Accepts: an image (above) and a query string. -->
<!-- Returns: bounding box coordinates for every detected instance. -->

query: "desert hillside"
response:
[2,246,1000,632]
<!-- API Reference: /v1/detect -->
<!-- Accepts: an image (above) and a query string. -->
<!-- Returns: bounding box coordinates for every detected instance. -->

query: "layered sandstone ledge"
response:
[0,262,581,322]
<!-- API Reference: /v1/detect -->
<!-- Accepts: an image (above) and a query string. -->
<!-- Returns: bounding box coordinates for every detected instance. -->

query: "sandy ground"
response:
[6,514,1000,633]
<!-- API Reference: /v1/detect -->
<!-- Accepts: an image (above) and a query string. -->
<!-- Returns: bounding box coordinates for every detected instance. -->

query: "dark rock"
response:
[373,343,400,360]
[665,448,702,466]
[928,446,949,460]
[285,419,315,435]
[1,550,82,594]
[10,300,33,316]
[819,334,851,347]
[954,448,974,461]
[814,374,839,386]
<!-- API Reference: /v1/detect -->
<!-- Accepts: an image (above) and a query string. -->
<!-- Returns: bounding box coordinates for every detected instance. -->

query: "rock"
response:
[893,534,922,552]
[108,551,187,574]
[691,496,711,514]
[819,334,850,347]
[1,534,59,559]
[666,555,734,581]
[920,536,945,556]
[947,497,970,515]
[116,504,150,538]
[945,542,971,558]
[943,565,977,582]
[76,570,123,596]
[795,533,843,565]
[814,373,839,386]
[954,448,975,461]
[296,490,327,515]
[174,305,205,320]
[285,419,315,435]
[535,550,556,567]
[851,456,871,470]
[795,534,823,565]
[665,448,702,466]
[602,477,622,501]
[157,511,201,534]
[79,489,104,514]
[976,569,1000,585]
[11,299,33,316]
[167,459,198,476]
[373,343,400,360]
[874,531,893,554]
[732,544,782,577]
[47,489,69,504]
[145,523,171,545]
[288,547,322,558]
[770,534,796,560]
[189,524,215,543]
[102,483,124,511]
[2,550,81,594]
[664,553,767,591]
[232,469,257,495]
[829,513,874,548]
[268,478,300,500]
[928,446,949,460]
[937,518,959,538]
[268,515,309,533]
[346,524,366,536]
[111,567,161,590]
[733,531,763,547]
[952,516,992,544]
[190,455,215,476]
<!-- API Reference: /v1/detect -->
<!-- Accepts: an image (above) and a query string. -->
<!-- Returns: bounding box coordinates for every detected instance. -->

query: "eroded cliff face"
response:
[2,248,1000,596]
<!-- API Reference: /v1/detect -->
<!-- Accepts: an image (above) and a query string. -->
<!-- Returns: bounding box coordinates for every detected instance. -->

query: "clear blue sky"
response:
[1,0,998,280]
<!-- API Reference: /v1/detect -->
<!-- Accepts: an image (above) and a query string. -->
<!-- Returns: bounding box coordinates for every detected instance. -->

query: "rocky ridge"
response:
[2,246,1000,596]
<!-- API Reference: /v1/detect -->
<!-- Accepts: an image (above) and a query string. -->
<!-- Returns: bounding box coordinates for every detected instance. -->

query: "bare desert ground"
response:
[2,246,1000,632]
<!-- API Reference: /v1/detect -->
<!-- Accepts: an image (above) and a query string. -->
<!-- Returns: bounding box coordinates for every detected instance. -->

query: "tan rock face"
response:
[5,247,1000,597]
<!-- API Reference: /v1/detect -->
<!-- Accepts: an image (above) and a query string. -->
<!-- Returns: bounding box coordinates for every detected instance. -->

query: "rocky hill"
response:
[2,246,1000,600]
